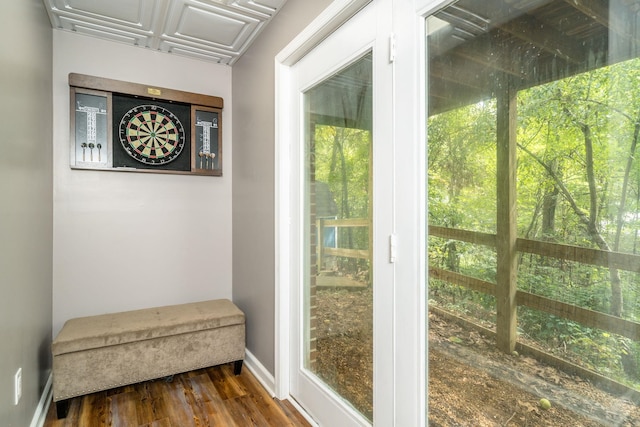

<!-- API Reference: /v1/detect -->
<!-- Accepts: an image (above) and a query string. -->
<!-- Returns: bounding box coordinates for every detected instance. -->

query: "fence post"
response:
[496,78,518,353]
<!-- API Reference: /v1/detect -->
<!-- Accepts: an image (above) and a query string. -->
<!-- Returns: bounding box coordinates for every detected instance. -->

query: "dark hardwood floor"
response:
[44,363,311,427]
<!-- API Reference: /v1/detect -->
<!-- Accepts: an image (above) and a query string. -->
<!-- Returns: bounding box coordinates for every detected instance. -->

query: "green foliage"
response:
[428,101,497,232]
[517,256,612,313]
[429,279,496,322]
[518,308,638,383]
[315,125,371,219]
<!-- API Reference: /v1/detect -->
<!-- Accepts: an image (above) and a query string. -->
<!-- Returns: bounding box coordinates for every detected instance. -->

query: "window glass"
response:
[427,1,640,424]
[304,52,373,421]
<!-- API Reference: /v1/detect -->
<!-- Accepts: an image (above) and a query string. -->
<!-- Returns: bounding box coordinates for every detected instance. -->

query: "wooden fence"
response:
[316,218,371,268]
[429,225,640,342]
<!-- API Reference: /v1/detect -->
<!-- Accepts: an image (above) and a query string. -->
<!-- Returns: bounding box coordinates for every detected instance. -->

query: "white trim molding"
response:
[275,0,372,66]
[245,349,319,426]
[244,348,276,396]
[30,372,53,427]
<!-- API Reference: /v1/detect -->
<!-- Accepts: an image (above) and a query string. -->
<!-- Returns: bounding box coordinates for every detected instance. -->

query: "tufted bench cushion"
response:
[52,299,245,418]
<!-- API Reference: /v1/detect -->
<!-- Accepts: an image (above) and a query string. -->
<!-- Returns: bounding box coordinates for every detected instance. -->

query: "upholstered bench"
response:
[51,299,245,419]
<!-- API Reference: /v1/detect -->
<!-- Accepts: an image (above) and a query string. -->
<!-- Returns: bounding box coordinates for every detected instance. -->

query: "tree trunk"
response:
[580,123,623,317]
[541,159,559,239]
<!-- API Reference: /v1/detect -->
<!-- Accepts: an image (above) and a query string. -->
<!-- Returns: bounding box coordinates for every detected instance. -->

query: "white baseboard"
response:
[244,348,276,396]
[30,372,52,427]
[243,349,318,427]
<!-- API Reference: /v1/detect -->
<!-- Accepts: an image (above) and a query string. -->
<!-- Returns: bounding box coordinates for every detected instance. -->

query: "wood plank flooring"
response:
[44,363,311,427]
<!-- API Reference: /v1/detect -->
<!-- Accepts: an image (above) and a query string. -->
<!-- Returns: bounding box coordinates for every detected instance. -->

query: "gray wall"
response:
[0,0,53,426]
[51,31,233,338]
[232,0,333,375]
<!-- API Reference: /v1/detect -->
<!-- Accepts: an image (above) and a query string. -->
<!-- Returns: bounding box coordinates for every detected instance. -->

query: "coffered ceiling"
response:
[42,0,288,65]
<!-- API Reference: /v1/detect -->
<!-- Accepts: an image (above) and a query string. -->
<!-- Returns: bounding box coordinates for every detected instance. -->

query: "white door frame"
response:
[291,3,393,425]
[274,0,374,401]
[275,0,438,424]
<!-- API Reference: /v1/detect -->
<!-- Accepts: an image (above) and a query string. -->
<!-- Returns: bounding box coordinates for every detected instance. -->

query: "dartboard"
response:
[118,104,186,165]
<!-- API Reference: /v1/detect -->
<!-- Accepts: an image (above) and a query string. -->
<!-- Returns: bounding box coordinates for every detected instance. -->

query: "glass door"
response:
[288,2,394,425]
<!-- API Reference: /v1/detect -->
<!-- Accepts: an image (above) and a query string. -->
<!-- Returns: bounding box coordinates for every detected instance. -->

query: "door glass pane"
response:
[427,1,640,425]
[304,51,373,421]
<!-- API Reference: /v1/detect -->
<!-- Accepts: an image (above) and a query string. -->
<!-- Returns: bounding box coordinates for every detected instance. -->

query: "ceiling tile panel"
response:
[160,40,235,64]
[229,0,286,17]
[56,16,153,47]
[166,2,259,48]
[47,0,159,31]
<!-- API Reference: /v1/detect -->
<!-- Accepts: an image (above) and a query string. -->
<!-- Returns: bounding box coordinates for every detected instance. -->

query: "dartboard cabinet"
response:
[69,73,223,176]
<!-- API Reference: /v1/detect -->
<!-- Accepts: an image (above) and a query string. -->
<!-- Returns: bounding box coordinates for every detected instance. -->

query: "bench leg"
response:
[233,360,243,375]
[56,399,70,419]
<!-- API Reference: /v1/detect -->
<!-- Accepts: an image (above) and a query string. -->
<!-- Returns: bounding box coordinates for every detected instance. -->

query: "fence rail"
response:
[429,266,640,341]
[323,218,369,228]
[323,247,370,259]
[430,225,640,273]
